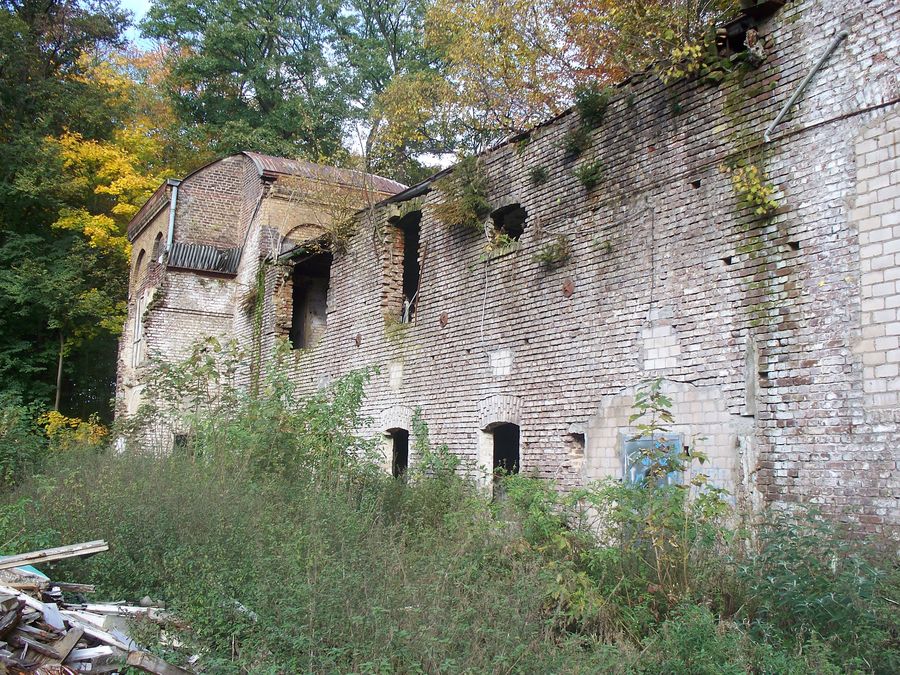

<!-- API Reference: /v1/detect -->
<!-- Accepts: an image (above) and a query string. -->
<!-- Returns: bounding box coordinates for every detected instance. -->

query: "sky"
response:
[120,0,152,45]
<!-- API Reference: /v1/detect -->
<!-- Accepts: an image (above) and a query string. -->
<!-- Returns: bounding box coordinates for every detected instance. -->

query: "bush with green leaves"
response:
[431,155,492,230]
[0,395,47,488]
[1,363,896,673]
[529,165,549,185]
[575,160,604,189]
[533,234,571,269]
[575,85,615,128]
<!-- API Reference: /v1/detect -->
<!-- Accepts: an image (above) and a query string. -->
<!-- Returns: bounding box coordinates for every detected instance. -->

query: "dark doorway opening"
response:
[389,428,409,477]
[290,251,332,349]
[492,423,520,475]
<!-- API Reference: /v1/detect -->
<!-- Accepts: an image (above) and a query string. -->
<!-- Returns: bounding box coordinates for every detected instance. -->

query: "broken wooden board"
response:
[54,583,95,594]
[0,541,109,571]
[126,650,193,675]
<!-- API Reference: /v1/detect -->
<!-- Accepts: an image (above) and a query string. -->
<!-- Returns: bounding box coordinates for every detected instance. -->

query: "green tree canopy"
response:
[0,0,130,417]
[142,0,351,160]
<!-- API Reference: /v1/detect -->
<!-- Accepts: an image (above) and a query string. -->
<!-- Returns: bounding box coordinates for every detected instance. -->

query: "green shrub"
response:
[742,508,900,673]
[533,235,571,269]
[529,166,549,185]
[575,85,614,128]
[0,396,47,488]
[562,125,591,156]
[575,160,604,189]
[1,363,895,673]
[431,155,492,230]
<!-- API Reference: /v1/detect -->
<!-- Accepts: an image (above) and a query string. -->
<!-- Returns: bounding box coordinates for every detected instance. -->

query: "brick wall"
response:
[240,0,899,537]
[118,0,900,538]
[174,156,250,248]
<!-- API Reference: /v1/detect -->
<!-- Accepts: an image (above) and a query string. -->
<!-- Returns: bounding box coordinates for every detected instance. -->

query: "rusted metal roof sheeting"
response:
[242,151,406,195]
[168,242,241,275]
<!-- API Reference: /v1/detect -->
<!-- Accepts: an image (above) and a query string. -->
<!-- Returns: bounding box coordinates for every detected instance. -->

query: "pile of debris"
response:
[0,541,191,674]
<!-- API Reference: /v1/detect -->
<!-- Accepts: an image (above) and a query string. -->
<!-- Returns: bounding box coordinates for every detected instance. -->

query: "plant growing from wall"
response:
[249,265,267,395]
[529,166,549,185]
[482,231,518,258]
[575,84,615,128]
[533,235,571,269]
[592,237,613,254]
[574,160,604,190]
[138,287,165,326]
[562,125,591,156]
[725,162,778,216]
[383,314,410,346]
[431,156,492,230]
[409,406,461,478]
[514,136,530,156]
[660,43,707,84]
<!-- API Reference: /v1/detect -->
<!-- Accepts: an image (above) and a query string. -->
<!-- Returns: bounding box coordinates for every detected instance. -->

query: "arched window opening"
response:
[491,422,520,476]
[152,232,164,262]
[134,249,146,278]
[388,428,409,477]
[491,204,527,242]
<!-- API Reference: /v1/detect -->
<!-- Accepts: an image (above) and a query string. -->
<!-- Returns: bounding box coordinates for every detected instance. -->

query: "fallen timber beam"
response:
[0,541,109,571]
[126,650,193,675]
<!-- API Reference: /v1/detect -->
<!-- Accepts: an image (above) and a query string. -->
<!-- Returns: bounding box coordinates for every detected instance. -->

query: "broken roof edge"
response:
[241,151,407,196]
[126,152,407,243]
[126,178,180,243]
[365,0,788,214]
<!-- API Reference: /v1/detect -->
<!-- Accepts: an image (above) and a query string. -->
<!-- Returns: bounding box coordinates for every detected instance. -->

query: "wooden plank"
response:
[81,604,170,622]
[49,626,83,661]
[66,645,115,662]
[42,602,66,631]
[9,630,60,659]
[0,608,19,637]
[0,585,42,610]
[60,610,104,629]
[15,623,60,641]
[0,541,109,571]
[126,650,192,675]
[55,583,95,594]
[58,612,129,650]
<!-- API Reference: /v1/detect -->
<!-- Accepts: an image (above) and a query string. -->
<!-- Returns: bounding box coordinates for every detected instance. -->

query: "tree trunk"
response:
[54,331,64,411]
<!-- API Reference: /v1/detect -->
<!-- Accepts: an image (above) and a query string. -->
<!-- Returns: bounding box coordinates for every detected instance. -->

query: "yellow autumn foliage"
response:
[49,52,178,261]
[38,410,108,450]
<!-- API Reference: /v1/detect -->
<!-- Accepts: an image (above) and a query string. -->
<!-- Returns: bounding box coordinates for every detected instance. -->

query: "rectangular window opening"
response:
[568,432,585,457]
[290,250,332,349]
[390,428,409,478]
[400,213,421,323]
[492,423,520,477]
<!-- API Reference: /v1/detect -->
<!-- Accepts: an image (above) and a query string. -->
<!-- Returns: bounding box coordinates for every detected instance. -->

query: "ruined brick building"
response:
[118,0,900,538]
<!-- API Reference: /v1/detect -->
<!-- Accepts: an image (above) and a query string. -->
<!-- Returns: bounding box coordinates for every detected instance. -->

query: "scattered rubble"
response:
[0,541,190,674]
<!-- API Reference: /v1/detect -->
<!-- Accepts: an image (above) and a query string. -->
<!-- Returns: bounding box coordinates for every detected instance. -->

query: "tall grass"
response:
[0,345,896,673]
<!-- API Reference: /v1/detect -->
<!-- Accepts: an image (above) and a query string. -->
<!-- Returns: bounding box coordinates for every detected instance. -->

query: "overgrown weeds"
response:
[0,361,896,673]
[431,155,492,230]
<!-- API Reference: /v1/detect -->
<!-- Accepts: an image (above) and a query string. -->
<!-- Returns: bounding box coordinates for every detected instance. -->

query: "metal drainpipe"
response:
[164,180,180,259]
[764,29,849,143]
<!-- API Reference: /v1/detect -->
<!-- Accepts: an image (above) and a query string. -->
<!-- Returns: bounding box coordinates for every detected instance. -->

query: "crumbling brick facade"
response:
[119,0,900,539]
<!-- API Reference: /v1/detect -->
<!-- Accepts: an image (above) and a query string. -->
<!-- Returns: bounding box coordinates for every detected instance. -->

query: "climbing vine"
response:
[248,264,267,395]
[725,163,779,216]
